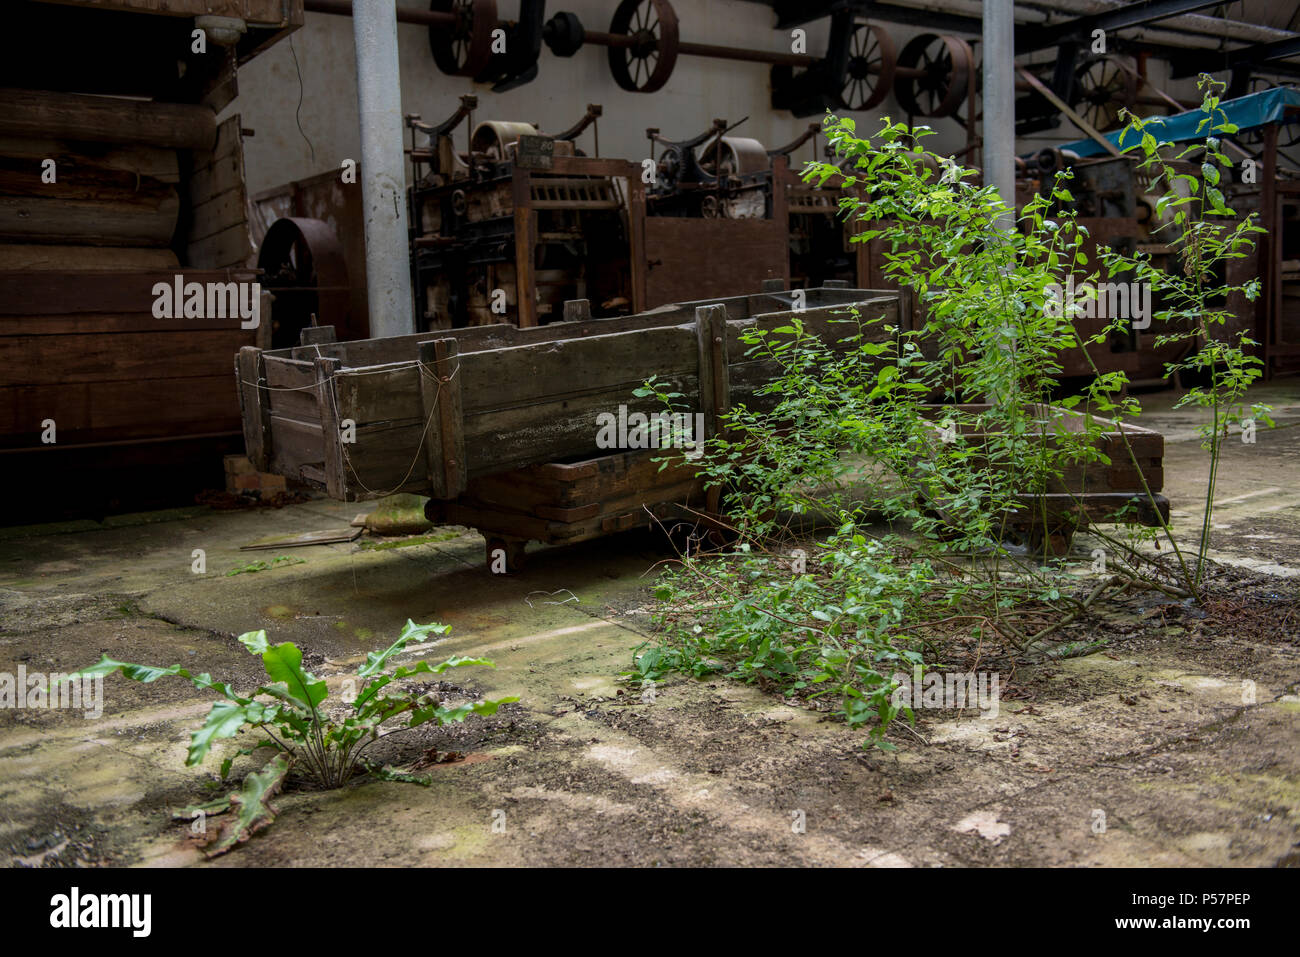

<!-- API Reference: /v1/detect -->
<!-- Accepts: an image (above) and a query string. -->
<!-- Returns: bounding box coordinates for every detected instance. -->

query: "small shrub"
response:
[63,620,515,855]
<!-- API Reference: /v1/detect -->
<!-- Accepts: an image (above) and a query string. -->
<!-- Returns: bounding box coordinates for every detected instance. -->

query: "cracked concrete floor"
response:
[0,383,1298,867]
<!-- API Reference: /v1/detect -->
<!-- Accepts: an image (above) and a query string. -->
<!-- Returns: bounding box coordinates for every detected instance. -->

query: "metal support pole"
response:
[352,0,414,337]
[983,0,1016,230]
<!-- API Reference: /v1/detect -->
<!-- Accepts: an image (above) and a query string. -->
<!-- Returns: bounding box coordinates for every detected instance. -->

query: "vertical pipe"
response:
[983,0,1016,404]
[352,0,414,337]
[982,0,1016,230]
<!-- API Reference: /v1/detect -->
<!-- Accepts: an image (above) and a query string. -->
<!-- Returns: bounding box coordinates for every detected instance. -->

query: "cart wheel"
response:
[486,536,528,573]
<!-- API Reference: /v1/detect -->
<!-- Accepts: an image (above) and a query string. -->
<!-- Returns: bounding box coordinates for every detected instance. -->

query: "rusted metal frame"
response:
[770,154,791,285]
[1017,66,1124,159]
[546,154,647,313]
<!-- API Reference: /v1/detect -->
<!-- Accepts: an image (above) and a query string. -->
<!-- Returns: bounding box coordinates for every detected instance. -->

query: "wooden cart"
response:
[236,285,1170,566]
[236,285,902,565]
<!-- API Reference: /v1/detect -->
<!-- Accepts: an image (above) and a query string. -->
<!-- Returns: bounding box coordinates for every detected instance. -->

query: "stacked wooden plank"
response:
[0,89,264,451]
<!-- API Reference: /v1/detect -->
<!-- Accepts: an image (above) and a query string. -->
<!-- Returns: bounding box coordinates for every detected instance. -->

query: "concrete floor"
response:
[1,383,1298,867]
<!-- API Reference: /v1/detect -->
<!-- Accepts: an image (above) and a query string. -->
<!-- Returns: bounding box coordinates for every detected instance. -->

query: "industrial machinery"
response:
[645,119,773,220]
[405,99,644,328]
[774,126,863,289]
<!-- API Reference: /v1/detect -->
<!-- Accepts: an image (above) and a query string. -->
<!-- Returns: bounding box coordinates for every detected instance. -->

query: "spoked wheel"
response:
[608,0,679,93]
[429,0,497,78]
[896,33,972,118]
[1070,55,1136,132]
[837,21,896,111]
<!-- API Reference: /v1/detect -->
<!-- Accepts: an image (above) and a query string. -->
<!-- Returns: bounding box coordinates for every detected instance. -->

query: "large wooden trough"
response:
[236,285,900,561]
[235,284,1170,565]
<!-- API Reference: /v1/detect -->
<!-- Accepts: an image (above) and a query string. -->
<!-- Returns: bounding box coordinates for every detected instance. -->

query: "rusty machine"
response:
[646,118,869,289]
[404,98,645,329]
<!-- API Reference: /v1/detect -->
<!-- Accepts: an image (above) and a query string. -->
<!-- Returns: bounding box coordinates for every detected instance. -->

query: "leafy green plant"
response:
[63,620,516,855]
[1097,75,1272,591]
[631,76,1267,747]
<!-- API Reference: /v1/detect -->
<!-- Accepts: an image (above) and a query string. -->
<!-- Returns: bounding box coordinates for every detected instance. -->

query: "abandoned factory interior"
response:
[0,0,1298,900]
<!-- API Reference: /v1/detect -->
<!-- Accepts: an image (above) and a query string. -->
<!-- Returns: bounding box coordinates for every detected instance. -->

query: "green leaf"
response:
[238,630,270,655]
[353,655,496,711]
[203,754,290,858]
[357,620,451,678]
[409,695,519,729]
[367,764,433,786]
[171,796,232,820]
[260,642,327,711]
[59,655,247,703]
[188,699,261,766]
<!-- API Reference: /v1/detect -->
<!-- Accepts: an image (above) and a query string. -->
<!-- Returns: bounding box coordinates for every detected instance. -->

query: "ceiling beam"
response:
[1170,33,1300,77]
[769,0,983,35]
[1016,0,1227,54]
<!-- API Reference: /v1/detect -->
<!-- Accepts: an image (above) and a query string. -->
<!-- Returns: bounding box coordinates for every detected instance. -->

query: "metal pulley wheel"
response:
[1070,55,1136,133]
[608,0,679,93]
[428,0,498,78]
[257,217,350,349]
[700,136,769,177]
[837,22,895,111]
[895,33,972,118]
[655,145,684,189]
[470,120,541,160]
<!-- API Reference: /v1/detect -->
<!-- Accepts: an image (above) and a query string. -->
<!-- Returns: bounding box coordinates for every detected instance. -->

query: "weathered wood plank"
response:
[0,375,238,446]
[0,247,179,274]
[431,338,466,497]
[0,135,179,183]
[0,268,257,316]
[0,88,216,151]
[0,192,179,246]
[457,324,697,414]
[314,356,344,499]
[236,347,269,469]
[186,220,251,270]
[267,414,324,480]
[418,341,448,500]
[188,184,246,244]
[1,329,254,385]
[696,303,729,441]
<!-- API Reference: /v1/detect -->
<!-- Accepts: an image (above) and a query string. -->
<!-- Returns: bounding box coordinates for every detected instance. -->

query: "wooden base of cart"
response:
[423,447,708,571]
[921,404,1172,557]
[1002,491,1171,556]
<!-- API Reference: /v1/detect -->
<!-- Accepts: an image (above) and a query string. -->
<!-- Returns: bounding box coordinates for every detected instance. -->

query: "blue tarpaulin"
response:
[1039,86,1300,159]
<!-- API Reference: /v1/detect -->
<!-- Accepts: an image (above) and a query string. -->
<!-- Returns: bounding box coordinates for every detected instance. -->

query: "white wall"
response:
[225,0,973,195]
